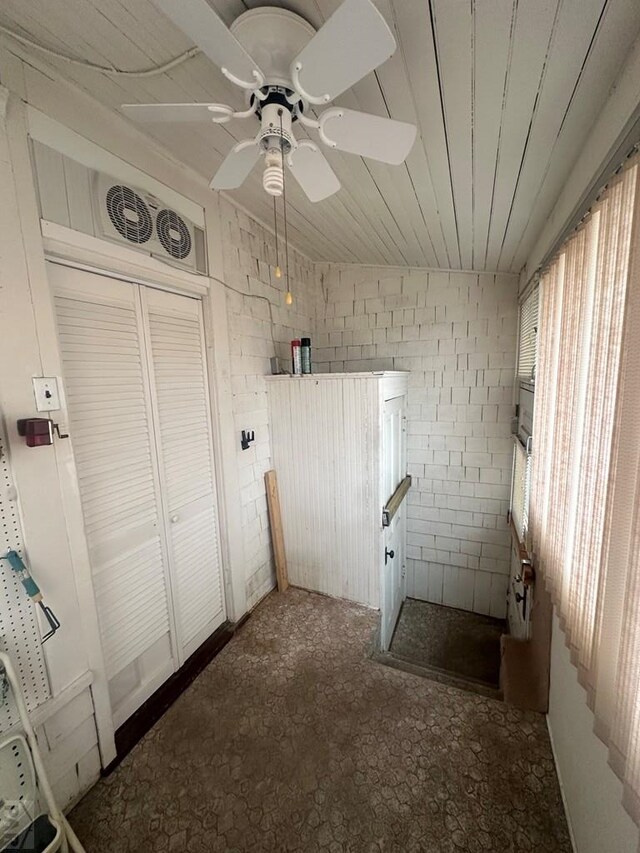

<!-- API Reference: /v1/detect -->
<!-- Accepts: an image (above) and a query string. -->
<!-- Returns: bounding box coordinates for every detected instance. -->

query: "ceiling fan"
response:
[122,0,417,202]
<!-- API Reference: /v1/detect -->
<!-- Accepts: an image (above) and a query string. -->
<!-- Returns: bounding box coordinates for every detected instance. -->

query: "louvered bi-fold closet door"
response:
[49,262,178,727]
[141,287,225,660]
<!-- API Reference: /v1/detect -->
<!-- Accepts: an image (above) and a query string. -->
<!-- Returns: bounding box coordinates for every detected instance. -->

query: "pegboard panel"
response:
[0,420,51,733]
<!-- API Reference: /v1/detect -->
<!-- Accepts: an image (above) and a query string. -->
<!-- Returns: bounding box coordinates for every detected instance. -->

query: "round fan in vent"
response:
[156,209,192,260]
[105,185,153,243]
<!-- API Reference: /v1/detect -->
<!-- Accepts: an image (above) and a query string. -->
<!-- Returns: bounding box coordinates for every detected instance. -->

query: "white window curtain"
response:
[528,156,640,829]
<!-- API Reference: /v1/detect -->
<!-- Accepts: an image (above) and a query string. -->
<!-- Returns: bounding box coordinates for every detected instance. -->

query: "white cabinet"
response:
[266,372,409,649]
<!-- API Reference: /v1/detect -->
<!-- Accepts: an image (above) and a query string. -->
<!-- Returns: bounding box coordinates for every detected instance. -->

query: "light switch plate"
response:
[32,377,61,412]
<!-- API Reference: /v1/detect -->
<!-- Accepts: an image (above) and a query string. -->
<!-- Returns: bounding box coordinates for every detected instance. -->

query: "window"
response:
[517,286,539,383]
[527,156,640,828]
[511,285,539,543]
[510,440,529,540]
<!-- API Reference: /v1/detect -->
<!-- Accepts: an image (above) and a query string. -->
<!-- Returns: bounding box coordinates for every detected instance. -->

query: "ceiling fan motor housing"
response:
[259,101,294,153]
[230,7,316,88]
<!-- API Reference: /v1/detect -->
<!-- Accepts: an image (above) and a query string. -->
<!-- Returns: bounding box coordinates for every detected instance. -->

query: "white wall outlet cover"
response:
[32,376,61,412]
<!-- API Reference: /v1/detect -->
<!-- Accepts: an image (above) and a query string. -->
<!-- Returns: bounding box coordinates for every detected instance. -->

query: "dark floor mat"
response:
[390,598,504,687]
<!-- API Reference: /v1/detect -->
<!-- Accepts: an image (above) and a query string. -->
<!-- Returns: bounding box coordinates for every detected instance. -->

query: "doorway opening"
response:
[376,599,505,698]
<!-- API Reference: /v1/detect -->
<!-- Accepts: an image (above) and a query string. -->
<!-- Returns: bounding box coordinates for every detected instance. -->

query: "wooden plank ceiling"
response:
[1,0,639,270]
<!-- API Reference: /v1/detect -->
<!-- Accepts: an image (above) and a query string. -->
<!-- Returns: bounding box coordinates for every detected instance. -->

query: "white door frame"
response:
[379,388,408,651]
[42,225,242,765]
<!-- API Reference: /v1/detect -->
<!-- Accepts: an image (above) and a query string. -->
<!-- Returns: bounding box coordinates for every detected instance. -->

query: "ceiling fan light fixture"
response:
[260,103,293,197]
[263,146,284,196]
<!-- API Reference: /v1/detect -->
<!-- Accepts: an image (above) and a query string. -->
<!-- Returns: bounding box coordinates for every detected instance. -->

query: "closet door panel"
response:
[143,287,226,658]
[49,263,177,723]
[171,496,224,649]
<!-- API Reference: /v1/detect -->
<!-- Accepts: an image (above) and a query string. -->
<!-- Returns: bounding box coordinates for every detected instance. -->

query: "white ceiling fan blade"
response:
[121,103,232,123]
[320,108,417,165]
[152,0,264,88]
[210,142,260,190]
[288,144,341,203]
[292,0,395,102]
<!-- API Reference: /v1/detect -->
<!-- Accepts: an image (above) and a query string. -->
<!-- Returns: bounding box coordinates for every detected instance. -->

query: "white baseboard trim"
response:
[546,712,579,853]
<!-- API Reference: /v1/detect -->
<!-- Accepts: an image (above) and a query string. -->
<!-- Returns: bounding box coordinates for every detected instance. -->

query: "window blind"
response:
[528,155,640,828]
[517,287,539,382]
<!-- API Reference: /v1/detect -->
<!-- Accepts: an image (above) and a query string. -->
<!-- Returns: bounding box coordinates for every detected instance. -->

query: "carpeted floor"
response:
[390,599,505,688]
[71,588,571,853]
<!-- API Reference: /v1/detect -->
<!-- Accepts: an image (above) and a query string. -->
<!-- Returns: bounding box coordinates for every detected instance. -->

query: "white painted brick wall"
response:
[219,199,318,609]
[314,264,518,618]
[218,214,517,619]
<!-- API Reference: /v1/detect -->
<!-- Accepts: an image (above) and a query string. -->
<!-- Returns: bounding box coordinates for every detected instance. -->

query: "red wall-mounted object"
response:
[17,418,54,447]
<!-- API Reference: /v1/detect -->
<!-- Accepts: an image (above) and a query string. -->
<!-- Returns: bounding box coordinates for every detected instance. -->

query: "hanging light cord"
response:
[272,195,280,273]
[0,23,200,77]
[279,109,291,301]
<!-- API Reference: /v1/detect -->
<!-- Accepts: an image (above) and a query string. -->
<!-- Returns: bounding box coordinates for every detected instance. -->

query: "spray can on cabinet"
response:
[291,339,302,375]
[301,337,312,374]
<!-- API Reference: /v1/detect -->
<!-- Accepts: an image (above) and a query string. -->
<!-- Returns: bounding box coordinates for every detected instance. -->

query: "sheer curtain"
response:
[528,156,640,829]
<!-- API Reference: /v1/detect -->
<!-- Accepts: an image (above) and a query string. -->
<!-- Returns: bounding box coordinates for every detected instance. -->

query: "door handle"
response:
[171,515,180,523]
[385,548,395,565]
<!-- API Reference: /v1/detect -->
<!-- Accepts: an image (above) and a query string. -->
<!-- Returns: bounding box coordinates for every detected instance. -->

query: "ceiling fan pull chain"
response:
[279,109,292,305]
[273,196,282,279]
[291,62,330,105]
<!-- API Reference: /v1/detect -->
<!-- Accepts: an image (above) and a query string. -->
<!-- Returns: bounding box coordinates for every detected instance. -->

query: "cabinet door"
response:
[142,287,226,660]
[50,263,177,727]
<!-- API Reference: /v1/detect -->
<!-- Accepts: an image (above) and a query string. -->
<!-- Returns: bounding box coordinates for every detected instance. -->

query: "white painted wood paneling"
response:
[494,0,610,270]
[430,0,473,270]
[512,0,640,274]
[267,373,407,609]
[33,683,101,811]
[2,0,639,269]
[472,0,515,272]
[388,0,459,268]
[483,0,560,270]
[267,375,379,606]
